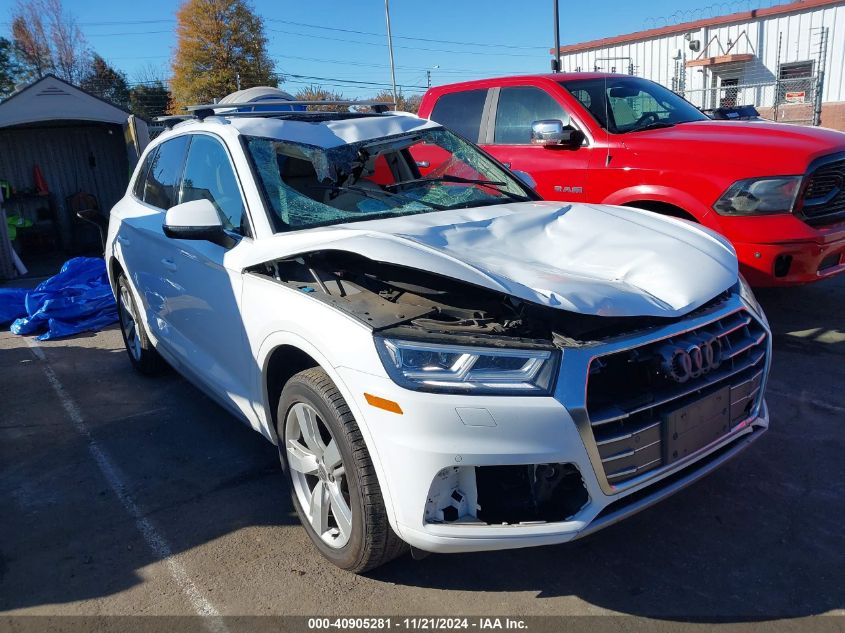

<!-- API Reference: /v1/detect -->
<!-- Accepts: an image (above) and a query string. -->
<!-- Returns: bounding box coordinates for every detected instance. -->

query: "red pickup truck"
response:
[417,73,845,286]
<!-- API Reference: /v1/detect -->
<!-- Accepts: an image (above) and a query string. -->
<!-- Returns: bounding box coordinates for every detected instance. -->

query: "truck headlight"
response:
[374,337,559,395]
[714,176,802,216]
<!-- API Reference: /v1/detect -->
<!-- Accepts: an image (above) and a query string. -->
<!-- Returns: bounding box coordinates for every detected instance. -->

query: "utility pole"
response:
[552,0,561,73]
[385,0,398,105]
[426,65,439,88]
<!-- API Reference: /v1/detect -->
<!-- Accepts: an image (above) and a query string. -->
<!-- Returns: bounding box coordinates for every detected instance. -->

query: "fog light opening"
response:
[773,254,793,278]
[425,464,589,526]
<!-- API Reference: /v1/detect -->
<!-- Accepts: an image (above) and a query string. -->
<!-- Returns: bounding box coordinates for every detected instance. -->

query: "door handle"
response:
[117,235,131,246]
[161,258,178,273]
[415,160,430,168]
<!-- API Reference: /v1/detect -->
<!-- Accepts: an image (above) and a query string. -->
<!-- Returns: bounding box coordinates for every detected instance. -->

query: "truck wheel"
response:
[116,273,164,375]
[277,367,408,572]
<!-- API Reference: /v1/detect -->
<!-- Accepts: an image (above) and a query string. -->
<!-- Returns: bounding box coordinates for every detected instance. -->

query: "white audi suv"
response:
[105,102,771,572]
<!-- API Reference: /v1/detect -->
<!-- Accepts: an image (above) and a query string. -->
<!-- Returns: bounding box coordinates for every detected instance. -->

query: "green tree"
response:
[170,0,276,112]
[129,81,171,120]
[373,89,422,114]
[0,38,23,98]
[80,54,129,108]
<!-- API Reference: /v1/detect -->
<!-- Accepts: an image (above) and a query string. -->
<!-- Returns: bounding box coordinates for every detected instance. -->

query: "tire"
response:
[277,367,408,572]
[116,272,165,375]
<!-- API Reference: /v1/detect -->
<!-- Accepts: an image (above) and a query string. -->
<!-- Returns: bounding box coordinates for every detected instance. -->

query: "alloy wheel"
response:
[284,402,353,549]
[119,285,142,362]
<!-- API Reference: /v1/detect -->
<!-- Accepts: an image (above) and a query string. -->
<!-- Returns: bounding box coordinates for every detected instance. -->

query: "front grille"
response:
[801,156,845,225]
[585,309,767,485]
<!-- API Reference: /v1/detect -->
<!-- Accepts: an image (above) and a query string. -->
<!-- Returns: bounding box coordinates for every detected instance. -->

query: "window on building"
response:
[429,89,488,142]
[778,61,815,104]
[779,61,814,79]
[720,78,739,108]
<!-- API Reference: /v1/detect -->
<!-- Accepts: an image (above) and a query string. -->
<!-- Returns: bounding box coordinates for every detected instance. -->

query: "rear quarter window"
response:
[132,150,156,200]
[142,135,190,210]
[429,89,488,142]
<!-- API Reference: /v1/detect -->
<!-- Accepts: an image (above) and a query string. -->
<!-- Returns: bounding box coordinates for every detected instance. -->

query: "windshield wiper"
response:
[314,184,447,211]
[385,175,531,202]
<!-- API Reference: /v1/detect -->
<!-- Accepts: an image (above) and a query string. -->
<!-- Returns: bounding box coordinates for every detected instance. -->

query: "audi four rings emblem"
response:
[658,335,723,383]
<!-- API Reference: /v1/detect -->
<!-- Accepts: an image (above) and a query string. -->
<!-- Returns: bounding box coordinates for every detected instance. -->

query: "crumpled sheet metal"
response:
[244,202,738,319]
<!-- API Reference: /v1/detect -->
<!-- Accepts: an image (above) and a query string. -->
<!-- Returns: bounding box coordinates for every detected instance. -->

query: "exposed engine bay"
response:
[246,249,691,347]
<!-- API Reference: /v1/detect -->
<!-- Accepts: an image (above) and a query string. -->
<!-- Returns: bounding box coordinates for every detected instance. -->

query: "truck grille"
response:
[801,155,845,225]
[585,309,767,485]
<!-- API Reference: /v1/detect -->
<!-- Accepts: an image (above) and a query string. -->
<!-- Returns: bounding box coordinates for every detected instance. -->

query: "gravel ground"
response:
[1,276,843,621]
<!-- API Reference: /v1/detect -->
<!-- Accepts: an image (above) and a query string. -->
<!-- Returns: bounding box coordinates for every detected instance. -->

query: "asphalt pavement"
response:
[1,276,844,621]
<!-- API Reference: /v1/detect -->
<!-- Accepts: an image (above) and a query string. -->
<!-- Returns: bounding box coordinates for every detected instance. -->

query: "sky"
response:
[1,0,766,98]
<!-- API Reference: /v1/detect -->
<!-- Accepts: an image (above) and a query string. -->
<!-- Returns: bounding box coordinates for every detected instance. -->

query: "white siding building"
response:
[556,0,845,129]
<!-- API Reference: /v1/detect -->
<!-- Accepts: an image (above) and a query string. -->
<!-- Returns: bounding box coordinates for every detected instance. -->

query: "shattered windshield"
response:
[244,127,533,232]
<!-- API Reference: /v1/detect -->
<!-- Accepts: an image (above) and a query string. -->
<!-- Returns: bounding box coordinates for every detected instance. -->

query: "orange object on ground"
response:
[33,165,49,194]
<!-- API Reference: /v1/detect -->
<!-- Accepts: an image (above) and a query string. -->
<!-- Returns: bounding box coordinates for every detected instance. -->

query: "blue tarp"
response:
[0,257,118,340]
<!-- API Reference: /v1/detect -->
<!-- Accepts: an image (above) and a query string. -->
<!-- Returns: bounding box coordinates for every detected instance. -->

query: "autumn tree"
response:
[80,54,129,108]
[11,0,90,83]
[373,89,422,114]
[170,0,276,112]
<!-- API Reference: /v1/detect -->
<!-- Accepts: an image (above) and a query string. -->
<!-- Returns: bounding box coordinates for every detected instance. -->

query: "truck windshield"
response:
[559,76,709,134]
[245,128,533,232]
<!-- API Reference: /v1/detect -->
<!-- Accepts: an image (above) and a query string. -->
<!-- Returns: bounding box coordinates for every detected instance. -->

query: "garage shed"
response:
[0,75,149,279]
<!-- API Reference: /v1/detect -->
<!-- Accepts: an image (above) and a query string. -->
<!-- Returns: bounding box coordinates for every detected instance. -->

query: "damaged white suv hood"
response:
[245,202,738,318]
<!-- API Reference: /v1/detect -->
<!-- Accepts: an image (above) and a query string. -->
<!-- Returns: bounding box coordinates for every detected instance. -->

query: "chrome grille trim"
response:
[553,293,771,496]
[589,346,765,426]
[800,152,845,225]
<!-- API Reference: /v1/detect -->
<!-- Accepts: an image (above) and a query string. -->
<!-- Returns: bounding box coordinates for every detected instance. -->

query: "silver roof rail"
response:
[185,99,396,119]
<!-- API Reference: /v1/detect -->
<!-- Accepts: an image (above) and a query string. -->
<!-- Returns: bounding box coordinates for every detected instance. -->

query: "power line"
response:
[6,15,545,51]
[265,18,546,51]
[267,28,542,58]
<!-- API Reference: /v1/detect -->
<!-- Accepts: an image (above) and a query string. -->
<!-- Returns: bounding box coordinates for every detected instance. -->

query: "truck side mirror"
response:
[531,119,584,148]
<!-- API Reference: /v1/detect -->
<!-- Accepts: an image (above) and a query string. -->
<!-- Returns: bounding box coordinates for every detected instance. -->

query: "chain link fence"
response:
[679,76,820,125]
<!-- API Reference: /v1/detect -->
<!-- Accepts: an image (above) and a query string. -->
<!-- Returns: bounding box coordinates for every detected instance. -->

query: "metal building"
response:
[556,0,845,129]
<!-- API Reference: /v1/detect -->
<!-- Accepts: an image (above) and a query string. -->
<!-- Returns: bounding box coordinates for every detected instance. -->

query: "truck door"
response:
[481,85,594,201]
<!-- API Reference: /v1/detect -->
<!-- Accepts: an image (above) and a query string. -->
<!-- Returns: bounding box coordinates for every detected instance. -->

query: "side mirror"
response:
[511,170,537,190]
[162,199,234,248]
[530,119,585,147]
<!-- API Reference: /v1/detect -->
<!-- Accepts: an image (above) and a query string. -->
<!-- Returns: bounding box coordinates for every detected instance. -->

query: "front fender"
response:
[255,331,400,531]
[602,185,715,224]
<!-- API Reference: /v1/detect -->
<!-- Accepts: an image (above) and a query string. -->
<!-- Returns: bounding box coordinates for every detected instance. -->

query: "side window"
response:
[429,89,487,142]
[132,149,156,200]
[494,86,569,144]
[143,136,190,210]
[179,135,247,235]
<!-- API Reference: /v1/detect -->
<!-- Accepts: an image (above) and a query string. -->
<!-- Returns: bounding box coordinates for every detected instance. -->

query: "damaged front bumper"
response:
[336,294,771,554]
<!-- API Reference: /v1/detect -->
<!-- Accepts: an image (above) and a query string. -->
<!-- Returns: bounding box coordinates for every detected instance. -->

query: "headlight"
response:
[714,176,802,216]
[374,337,559,395]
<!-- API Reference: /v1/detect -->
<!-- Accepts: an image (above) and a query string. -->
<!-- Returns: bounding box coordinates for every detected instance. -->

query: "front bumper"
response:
[734,235,845,286]
[336,297,771,554]
[708,214,845,286]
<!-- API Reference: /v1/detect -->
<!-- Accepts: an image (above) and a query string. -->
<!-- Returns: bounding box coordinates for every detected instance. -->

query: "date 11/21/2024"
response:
[307,617,528,630]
